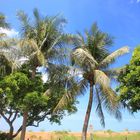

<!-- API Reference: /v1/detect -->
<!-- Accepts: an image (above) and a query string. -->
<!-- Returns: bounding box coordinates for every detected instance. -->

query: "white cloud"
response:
[137,0,140,3]
[0,28,18,37]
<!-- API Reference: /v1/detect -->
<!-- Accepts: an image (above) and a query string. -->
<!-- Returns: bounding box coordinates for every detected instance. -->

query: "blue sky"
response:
[0,0,140,132]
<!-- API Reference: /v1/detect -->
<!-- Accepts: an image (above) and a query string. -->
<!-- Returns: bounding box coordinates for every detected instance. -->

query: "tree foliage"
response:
[117,46,140,112]
[0,72,48,138]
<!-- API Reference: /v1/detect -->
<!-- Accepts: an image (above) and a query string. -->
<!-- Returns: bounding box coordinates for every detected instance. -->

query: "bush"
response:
[106,129,113,134]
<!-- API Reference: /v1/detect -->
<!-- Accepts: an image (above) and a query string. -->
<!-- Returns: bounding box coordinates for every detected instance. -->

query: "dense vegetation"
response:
[117,46,140,112]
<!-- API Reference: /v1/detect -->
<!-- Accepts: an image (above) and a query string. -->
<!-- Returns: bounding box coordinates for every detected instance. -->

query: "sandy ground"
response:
[21,131,139,140]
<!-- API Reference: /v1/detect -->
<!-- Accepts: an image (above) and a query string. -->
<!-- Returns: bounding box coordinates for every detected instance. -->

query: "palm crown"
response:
[17,8,75,71]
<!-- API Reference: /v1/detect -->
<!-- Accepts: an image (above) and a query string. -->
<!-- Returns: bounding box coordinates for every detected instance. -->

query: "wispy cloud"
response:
[0,28,18,37]
[137,0,140,3]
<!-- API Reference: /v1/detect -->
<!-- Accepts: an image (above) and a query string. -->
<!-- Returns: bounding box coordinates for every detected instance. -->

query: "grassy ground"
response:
[14,131,140,140]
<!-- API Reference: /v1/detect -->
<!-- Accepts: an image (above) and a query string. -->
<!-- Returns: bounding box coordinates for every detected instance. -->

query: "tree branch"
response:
[13,126,22,138]
[8,108,13,120]
[11,110,18,123]
[0,111,11,125]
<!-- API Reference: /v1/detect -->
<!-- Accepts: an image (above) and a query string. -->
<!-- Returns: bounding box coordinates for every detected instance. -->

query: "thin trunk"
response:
[8,125,14,140]
[0,112,14,140]
[31,69,36,79]
[20,111,28,140]
[82,82,94,140]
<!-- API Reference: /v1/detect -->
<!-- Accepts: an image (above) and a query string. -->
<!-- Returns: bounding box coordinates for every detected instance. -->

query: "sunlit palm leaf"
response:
[94,70,110,87]
[99,46,129,67]
[72,48,98,68]
[53,91,73,113]
[99,86,122,120]
[103,66,127,80]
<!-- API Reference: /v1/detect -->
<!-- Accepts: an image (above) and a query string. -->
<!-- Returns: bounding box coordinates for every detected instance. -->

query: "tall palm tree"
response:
[54,23,129,140]
[17,8,76,140]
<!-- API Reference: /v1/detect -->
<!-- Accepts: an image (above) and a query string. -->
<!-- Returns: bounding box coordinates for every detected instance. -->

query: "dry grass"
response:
[14,131,140,140]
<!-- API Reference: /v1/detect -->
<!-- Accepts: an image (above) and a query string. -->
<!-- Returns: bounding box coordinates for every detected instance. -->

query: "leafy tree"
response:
[54,23,129,140]
[117,46,140,112]
[0,72,48,139]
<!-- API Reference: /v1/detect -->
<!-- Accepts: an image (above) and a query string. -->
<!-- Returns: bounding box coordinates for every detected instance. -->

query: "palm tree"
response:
[17,8,76,140]
[54,23,129,140]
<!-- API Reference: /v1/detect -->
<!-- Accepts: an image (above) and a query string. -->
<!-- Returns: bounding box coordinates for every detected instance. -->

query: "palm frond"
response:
[103,66,127,80]
[0,46,24,73]
[17,10,34,38]
[99,86,122,121]
[95,87,105,127]
[76,32,85,46]
[76,78,88,96]
[53,91,73,113]
[94,70,110,87]
[71,48,98,68]
[0,57,11,76]
[0,40,8,47]
[0,32,7,38]
[0,13,10,28]
[99,46,129,68]
[33,8,41,24]
[94,71,122,121]
[0,38,17,48]
[18,39,38,56]
[49,14,67,30]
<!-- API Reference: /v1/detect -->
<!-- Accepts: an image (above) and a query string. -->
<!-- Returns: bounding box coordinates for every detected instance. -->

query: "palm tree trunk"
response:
[82,82,93,140]
[20,111,28,140]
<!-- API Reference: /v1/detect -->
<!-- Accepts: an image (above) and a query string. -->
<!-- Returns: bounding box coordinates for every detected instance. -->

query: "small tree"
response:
[0,72,48,139]
[117,46,140,112]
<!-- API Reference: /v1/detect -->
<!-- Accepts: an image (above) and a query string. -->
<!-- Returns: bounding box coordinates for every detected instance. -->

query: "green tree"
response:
[54,23,129,140]
[0,72,48,140]
[117,46,140,112]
